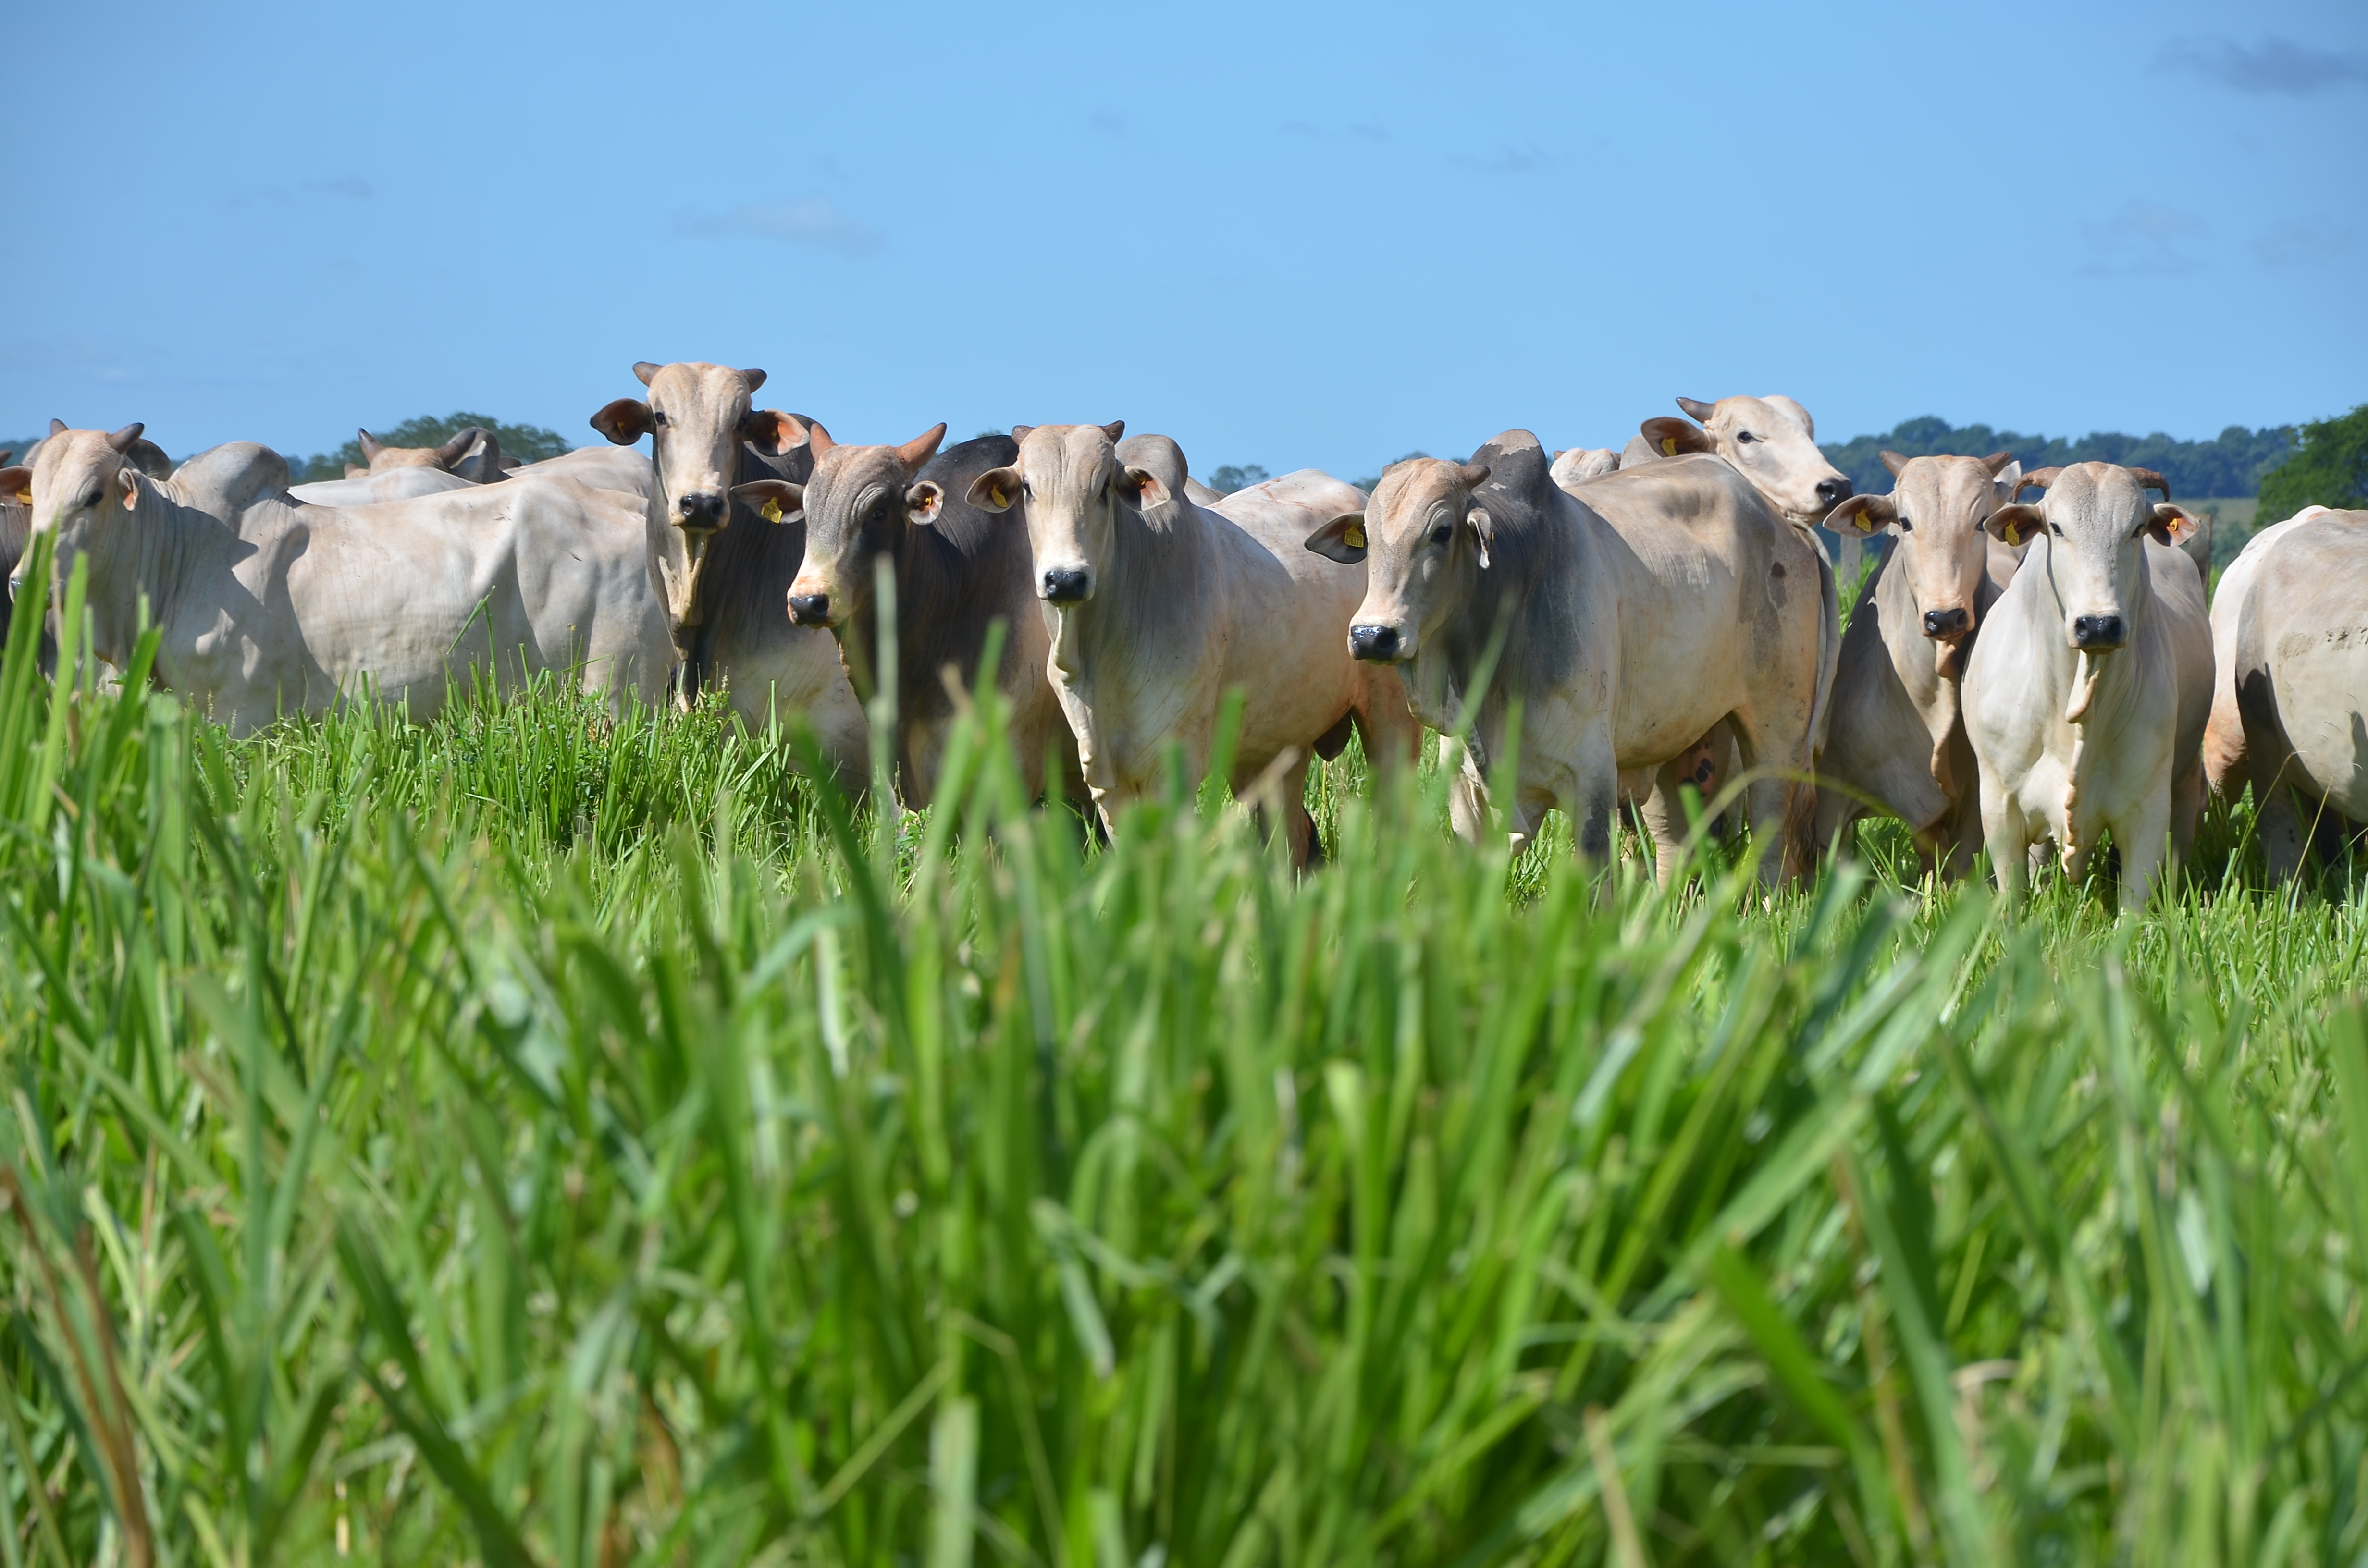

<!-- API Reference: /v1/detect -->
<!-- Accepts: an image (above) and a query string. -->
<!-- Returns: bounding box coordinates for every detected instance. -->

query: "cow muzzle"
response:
[1349,623,1406,662]
[787,590,833,627]
[1040,566,1092,604]
[2070,613,2125,651]
[678,492,727,529]
[1921,606,1971,642]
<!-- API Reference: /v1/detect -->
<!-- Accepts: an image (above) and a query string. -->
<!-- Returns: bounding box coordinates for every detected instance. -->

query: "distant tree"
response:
[1207,463,1270,495]
[292,411,572,483]
[1820,417,2294,500]
[2255,404,2368,524]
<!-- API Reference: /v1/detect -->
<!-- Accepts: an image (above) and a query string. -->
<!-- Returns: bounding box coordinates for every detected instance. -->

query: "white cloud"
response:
[2157,35,2368,96]
[677,198,884,256]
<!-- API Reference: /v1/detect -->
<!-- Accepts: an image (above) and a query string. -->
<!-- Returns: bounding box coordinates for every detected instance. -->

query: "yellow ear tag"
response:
[994,487,1011,509]
[1661,437,1678,456]
[761,499,785,523]
[1343,523,1366,550]
[12,490,27,505]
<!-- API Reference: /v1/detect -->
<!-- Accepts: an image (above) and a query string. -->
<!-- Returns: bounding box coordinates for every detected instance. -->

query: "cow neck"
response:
[1053,493,1214,687]
[83,483,224,669]
[641,443,693,636]
[1424,512,1557,752]
[863,510,1008,714]
[1871,549,1962,738]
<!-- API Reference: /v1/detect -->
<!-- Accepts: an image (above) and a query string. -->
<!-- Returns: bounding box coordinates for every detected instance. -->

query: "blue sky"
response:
[6,0,2363,480]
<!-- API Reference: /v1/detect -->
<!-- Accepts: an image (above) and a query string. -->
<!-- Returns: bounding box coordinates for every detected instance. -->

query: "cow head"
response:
[1642,395,1852,525]
[966,421,1135,605]
[1306,456,1493,664]
[588,361,801,630]
[766,420,948,629]
[7,422,148,604]
[1985,463,2196,653]
[358,425,488,476]
[1827,451,2019,652]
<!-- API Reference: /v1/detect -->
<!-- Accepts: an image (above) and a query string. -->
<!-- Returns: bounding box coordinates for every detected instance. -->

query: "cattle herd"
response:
[3,361,2363,904]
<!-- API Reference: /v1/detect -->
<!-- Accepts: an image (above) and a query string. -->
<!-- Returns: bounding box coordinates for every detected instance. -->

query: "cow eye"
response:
[1735,431,1756,444]
[1896,516,1912,532]
[1429,524,1453,546]
[652,410,671,429]
[2049,522,2063,536]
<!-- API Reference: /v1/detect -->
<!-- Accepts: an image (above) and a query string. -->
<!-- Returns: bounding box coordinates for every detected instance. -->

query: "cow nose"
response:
[1816,477,1853,506]
[1348,624,1402,661]
[678,492,725,527]
[2072,614,2125,650]
[787,592,830,625]
[1041,567,1091,603]
[1922,607,1970,640]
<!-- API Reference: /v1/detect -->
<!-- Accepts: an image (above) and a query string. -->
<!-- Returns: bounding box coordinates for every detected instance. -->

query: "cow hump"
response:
[1469,430,1554,520]
[167,442,292,517]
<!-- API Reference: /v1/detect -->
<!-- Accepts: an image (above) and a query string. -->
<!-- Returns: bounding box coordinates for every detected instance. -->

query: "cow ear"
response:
[1878,449,1911,478]
[591,398,654,445]
[1991,459,2022,500]
[1640,416,1714,458]
[1304,512,1368,564]
[1465,506,1496,569]
[1010,425,1034,444]
[906,479,944,527]
[967,466,1023,513]
[1827,494,1897,534]
[740,409,808,455]
[1118,465,1167,510]
[1986,503,2044,547]
[730,478,804,523]
[2147,503,2200,547]
[0,466,31,505]
[895,422,948,475]
[117,467,144,511]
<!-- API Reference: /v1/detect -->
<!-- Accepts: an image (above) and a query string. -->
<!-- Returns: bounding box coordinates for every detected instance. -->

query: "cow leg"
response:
[1981,779,2029,902]
[1638,770,1693,886]
[1571,736,1619,867]
[2170,754,2205,864]
[1447,738,1491,846]
[2249,751,2306,881]
[2115,792,2173,910]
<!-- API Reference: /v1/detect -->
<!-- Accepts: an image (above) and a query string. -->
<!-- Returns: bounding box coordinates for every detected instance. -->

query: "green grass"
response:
[4,532,2368,1567]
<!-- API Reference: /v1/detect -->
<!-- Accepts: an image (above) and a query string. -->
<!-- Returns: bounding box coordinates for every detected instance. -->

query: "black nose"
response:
[679,492,725,527]
[2072,614,2125,649]
[1348,624,1402,661]
[787,593,829,625]
[1922,607,1970,639]
[1041,567,1090,603]
[1816,477,1853,506]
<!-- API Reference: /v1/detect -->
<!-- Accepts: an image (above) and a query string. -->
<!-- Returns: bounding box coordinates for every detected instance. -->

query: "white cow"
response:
[2201,507,2320,799]
[966,424,1418,862]
[1314,433,1831,884]
[293,440,654,507]
[587,361,867,772]
[1961,463,2211,905]
[2207,506,2367,876]
[5,426,675,734]
[1815,451,2022,871]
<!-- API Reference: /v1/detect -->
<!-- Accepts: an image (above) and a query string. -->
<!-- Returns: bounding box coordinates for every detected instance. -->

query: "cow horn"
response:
[632,362,662,387]
[0,451,11,467]
[49,417,68,437]
[435,427,487,468]
[1981,450,2017,478]
[896,423,948,474]
[1099,420,1126,443]
[1675,396,1716,423]
[1879,449,1912,477]
[1456,461,1492,490]
[2130,466,2171,501]
[805,419,836,455]
[740,368,767,394]
[358,428,386,460]
[2014,466,2062,498]
[106,423,145,454]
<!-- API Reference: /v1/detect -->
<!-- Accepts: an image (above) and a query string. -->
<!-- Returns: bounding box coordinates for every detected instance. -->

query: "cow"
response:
[2,424,174,663]
[1960,463,2211,906]
[586,361,867,773]
[2208,506,2368,876]
[965,423,1417,862]
[1,425,675,734]
[1813,450,2023,872]
[754,423,1083,808]
[1549,447,1621,488]
[2202,507,2319,798]
[1311,432,1831,885]
[290,445,654,508]
[355,424,504,482]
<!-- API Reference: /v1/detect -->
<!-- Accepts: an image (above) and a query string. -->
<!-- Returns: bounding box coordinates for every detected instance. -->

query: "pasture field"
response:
[4,532,2368,1568]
